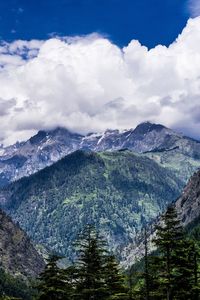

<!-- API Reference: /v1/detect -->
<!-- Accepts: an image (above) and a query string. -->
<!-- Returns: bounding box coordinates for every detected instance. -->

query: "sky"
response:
[0,0,192,48]
[0,0,200,144]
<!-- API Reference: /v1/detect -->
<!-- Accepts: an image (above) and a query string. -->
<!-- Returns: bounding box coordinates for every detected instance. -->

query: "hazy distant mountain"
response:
[0,149,195,262]
[0,122,200,187]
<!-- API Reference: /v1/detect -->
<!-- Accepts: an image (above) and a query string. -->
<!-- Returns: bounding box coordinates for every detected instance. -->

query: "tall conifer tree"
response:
[104,255,128,299]
[37,255,72,300]
[74,225,108,300]
[151,205,196,300]
[74,224,128,300]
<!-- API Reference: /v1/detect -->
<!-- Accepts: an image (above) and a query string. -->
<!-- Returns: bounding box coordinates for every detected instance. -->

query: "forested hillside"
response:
[0,150,185,261]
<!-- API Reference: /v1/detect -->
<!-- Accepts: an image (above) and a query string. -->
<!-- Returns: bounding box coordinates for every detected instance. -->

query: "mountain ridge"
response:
[0,148,196,264]
[0,121,200,187]
[121,168,200,268]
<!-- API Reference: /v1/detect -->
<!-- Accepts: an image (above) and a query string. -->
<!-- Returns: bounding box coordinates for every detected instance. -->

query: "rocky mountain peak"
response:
[104,129,120,135]
[29,130,47,145]
[30,127,83,143]
[48,126,82,138]
[133,121,168,135]
[0,122,199,187]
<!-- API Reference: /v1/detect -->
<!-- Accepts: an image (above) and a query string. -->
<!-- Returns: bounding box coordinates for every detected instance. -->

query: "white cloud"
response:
[188,0,200,17]
[0,18,200,144]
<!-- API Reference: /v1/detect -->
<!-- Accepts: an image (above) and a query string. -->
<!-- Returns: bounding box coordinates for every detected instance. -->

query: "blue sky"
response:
[0,0,192,47]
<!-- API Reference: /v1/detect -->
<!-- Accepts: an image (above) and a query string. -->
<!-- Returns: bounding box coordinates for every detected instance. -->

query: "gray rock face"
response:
[0,122,200,187]
[0,128,83,187]
[121,169,200,268]
[0,208,45,277]
[175,169,200,226]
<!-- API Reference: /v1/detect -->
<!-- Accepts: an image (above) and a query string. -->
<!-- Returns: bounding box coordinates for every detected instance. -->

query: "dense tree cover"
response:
[36,255,73,300]
[36,225,128,300]
[0,268,36,299]
[36,212,200,299]
[132,205,200,300]
[3,151,184,262]
[1,207,200,299]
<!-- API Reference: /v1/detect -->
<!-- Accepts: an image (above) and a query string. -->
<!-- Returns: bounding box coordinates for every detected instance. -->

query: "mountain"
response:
[0,122,200,187]
[0,208,44,278]
[83,122,198,154]
[0,149,193,262]
[121,168,200,268]
[0,127,83,187]
[175,169,200,226]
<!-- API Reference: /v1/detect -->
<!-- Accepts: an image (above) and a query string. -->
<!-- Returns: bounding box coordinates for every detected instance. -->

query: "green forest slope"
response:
[0,150,189,260]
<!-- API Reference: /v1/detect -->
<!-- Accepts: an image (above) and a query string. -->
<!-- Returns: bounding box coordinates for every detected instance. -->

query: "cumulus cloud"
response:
[0,18,200,144]
[188,0,200,17]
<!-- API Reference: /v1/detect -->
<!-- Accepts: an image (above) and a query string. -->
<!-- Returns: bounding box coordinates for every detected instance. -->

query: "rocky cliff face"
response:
[175,169,200,226]
[0,208,45,278]
[0,122,200,187]
[121,169,200,268]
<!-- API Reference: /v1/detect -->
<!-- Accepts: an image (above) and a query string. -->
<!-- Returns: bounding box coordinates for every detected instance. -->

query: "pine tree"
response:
[144,227,150,300]
[104,255,128,299]
[127,267,134,300]
[148,255,163,300]
[151,205,196,300]
[74,224,129,300]
[74,225,108,300]
[186,241,200,300]
[187,224,200,299]
[36,254,73,300]
[135,227,151,300]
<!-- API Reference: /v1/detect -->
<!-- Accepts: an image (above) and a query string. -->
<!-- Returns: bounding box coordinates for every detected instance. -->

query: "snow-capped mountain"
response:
[82,122,198,154]
[0,122,199,187]
[0,127,83,186]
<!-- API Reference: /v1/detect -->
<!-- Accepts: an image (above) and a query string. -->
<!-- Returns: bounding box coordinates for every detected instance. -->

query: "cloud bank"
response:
[0,18,200,144]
